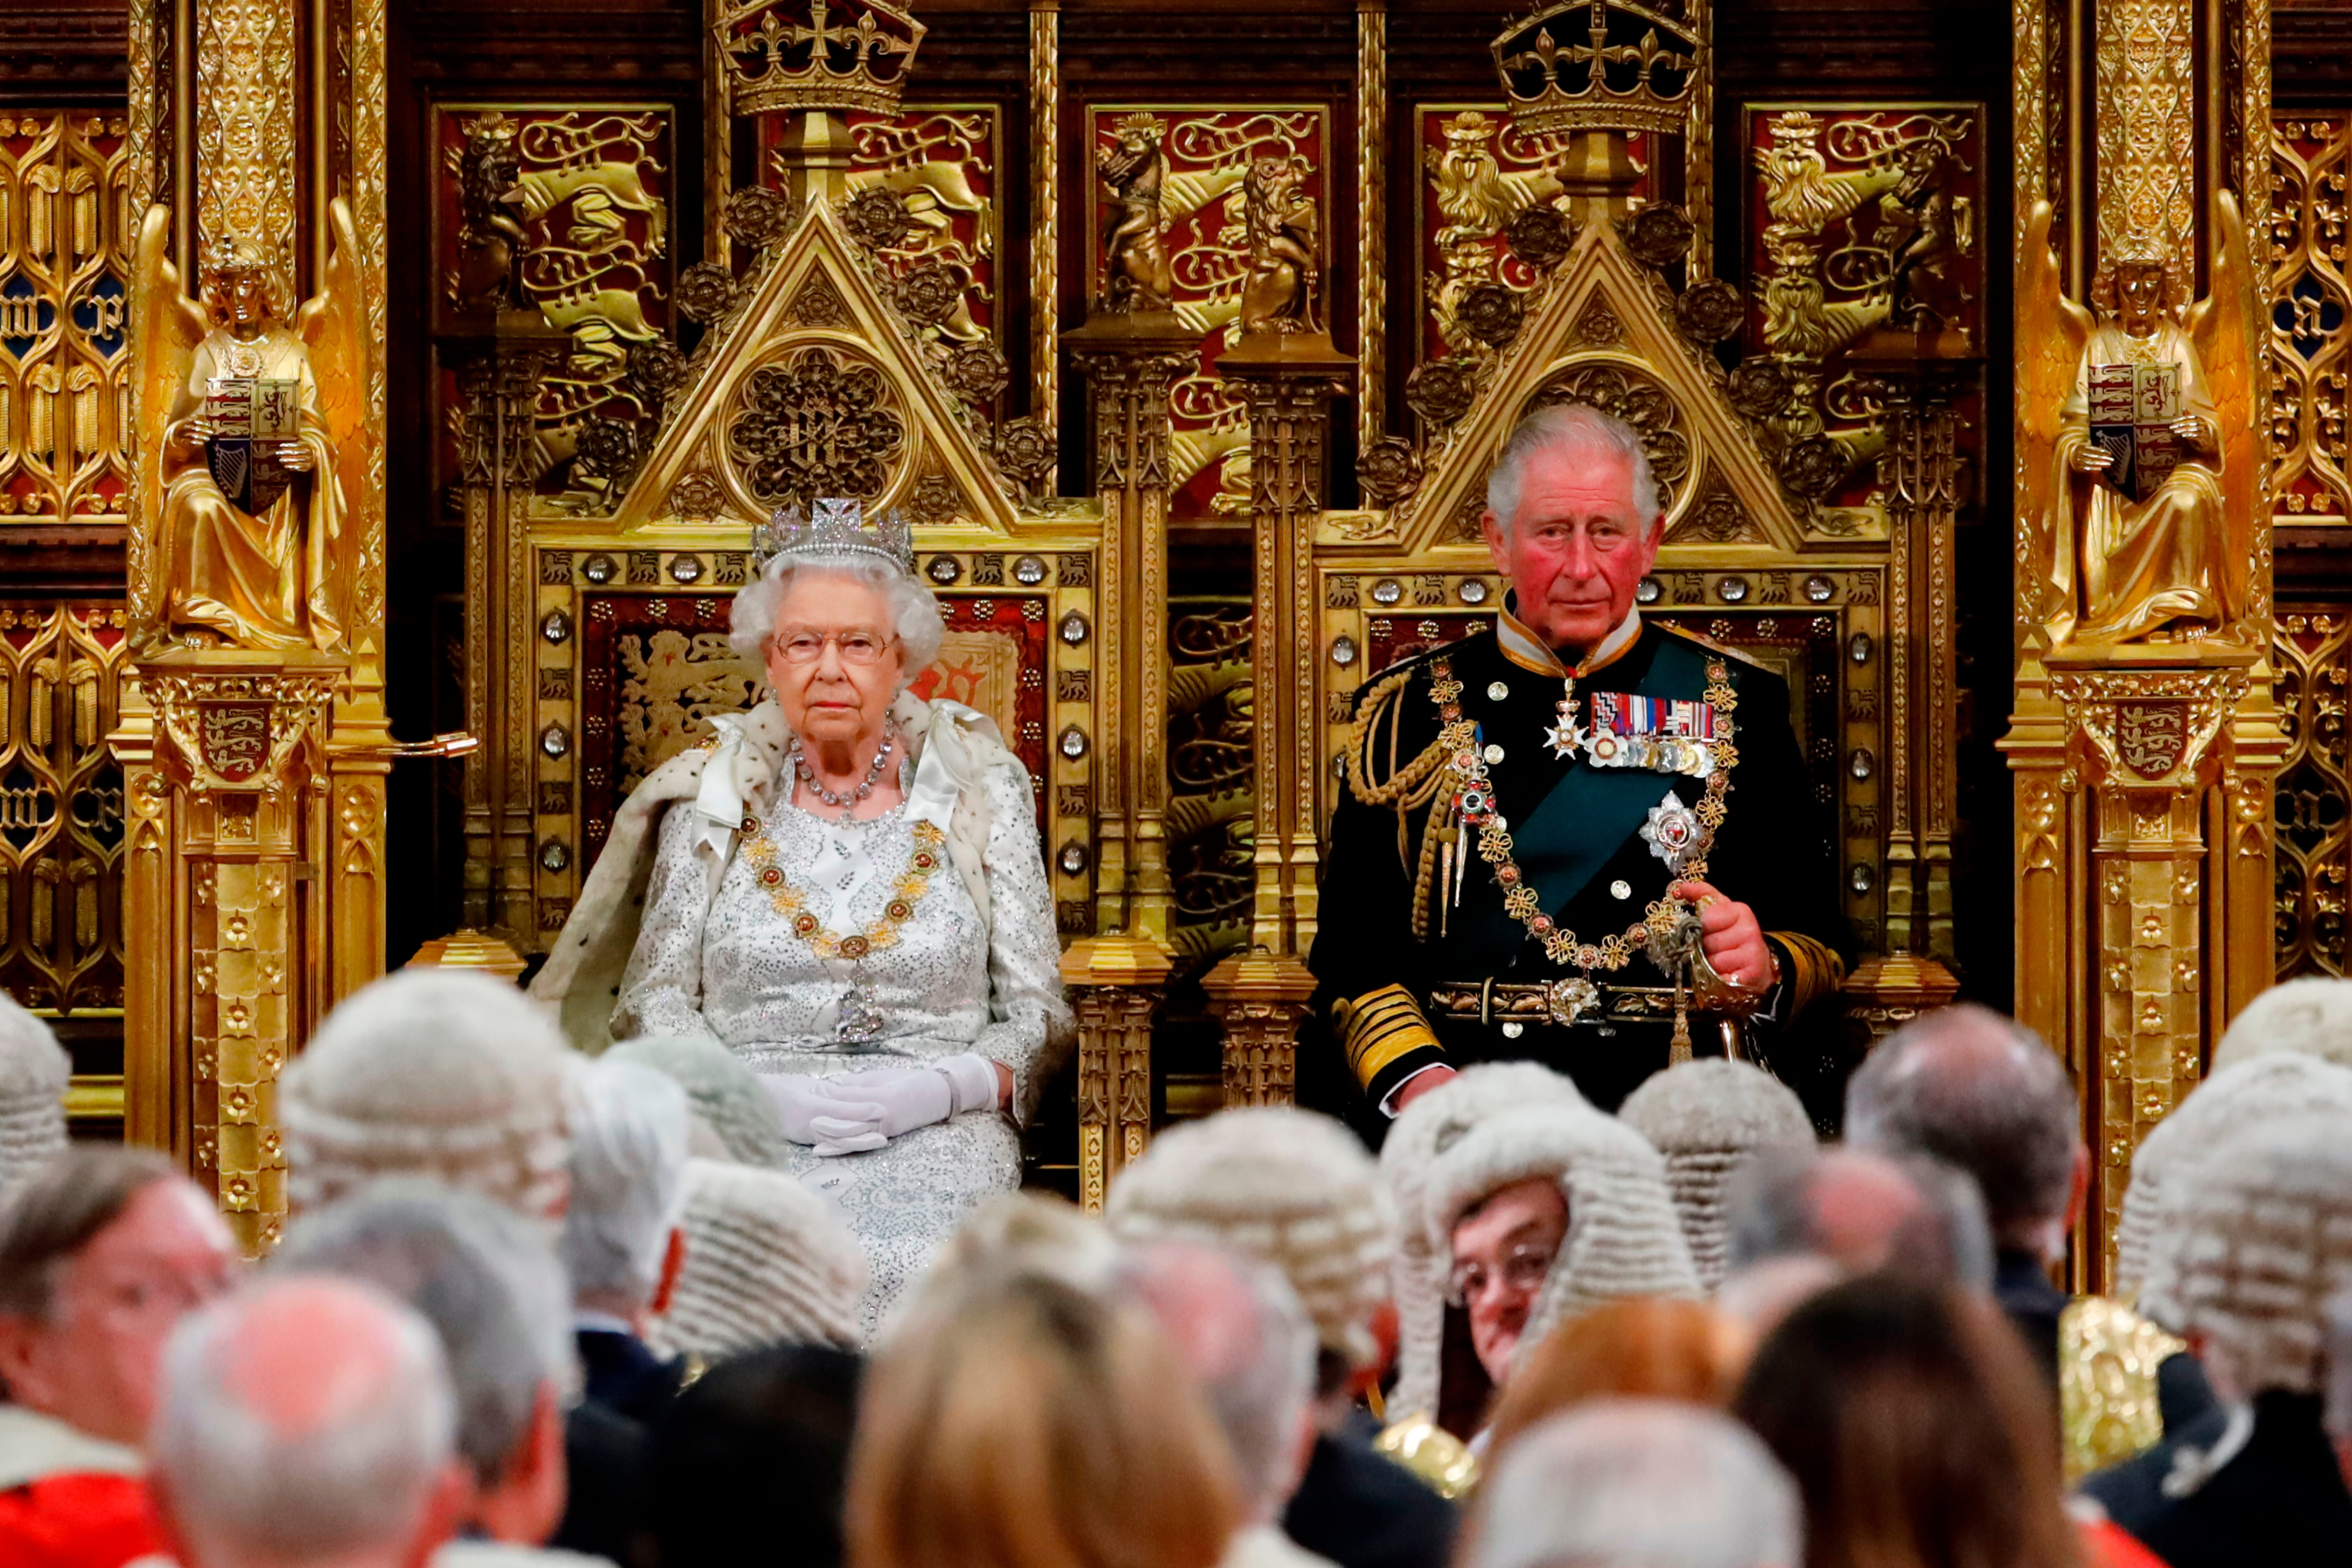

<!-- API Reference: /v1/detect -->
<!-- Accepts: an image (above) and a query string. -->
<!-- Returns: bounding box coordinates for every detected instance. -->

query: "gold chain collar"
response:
[737,813,948,962]
[1429,652,1740,973]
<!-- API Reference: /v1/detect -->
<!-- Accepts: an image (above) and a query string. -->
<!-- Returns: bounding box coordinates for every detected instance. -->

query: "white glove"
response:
[820,1055,1002,1151]
[758,1076,888,1156]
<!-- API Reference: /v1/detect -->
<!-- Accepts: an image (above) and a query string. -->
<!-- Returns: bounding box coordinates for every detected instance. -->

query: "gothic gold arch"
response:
[609,201,1025,535]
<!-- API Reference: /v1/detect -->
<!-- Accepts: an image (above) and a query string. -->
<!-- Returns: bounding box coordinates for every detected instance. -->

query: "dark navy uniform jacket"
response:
[1304,604,1849,1122]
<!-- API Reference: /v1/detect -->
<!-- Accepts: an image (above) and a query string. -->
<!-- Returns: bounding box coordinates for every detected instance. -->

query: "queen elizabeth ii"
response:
[533,500,1073,1333]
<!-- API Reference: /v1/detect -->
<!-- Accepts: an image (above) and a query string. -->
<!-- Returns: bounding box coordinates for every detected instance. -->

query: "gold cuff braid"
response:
[1334,983,1443,1088]
[1768,931,1846,1014]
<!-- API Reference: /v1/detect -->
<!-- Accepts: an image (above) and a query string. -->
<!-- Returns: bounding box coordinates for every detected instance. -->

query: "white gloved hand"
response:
[757,1075,889,1156]
[820,1055,1002,1152]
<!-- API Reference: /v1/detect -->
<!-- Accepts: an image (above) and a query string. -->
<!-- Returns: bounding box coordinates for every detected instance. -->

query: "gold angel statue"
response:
[2017,192,2263,649]
[132,198,370,651]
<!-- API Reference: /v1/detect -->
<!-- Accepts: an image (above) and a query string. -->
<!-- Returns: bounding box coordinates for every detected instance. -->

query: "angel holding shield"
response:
[2017,195,2263,651]
[132,201,367,652]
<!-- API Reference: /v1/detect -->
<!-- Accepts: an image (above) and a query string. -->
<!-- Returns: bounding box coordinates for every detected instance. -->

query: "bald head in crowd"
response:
[1724,1146,1991,1290]
[149,1278,465,1568]
[1844,1004,2085,1264]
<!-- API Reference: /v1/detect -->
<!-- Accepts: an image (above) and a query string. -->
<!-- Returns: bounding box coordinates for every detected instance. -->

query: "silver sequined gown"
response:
[614,750,1072,1336]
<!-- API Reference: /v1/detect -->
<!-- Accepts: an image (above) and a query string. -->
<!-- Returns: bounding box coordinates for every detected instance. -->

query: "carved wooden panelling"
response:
[1086,105,1328,519]
[434,105,674,507]
[0,602,129,1012]
[2272,114,2352,528]
[1167,598,1252,962]
[0,112,132,523]
[1414,105,1649,368]
[1741,104,1983,537]
[2276,608,2351,979]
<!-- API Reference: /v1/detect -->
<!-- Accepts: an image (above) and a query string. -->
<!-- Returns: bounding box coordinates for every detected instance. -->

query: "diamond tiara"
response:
[750,498,916,576]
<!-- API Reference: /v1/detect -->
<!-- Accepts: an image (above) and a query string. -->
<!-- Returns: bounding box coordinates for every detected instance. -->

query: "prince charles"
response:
[1309,403,1849,1124]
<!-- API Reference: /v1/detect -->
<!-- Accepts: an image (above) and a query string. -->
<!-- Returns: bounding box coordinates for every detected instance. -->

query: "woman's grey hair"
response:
[1485,402,1662,537]
[276,1180,577,1488]
[1474,1399,1804,1568]
[728,552,947,673]
[153,1280,456,1566]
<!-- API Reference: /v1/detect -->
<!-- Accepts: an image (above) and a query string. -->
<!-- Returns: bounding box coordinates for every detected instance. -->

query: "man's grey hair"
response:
[275,1180,575,1489]
[728,553,947,672]
[562,1059,692,1309]
[1121,1239,1320,1520]
[1726,1146,1993,1290]
[1472,1399,1803,1568]
[1485,403,1662,538]
[1845,1003,2080,1247]
[152,1279,455,1566]
[606,1035,790,1167]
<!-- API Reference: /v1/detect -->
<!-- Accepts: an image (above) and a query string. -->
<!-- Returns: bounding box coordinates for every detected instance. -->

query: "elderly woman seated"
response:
[536,500,1072,1333]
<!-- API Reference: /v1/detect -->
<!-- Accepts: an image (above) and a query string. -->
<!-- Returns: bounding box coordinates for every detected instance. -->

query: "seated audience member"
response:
[1126,1241,1333,1568]
[1617,1059,1816,1293]
[605,1035,791,1169]
[1735,1274,2147,1568]
[1711,1254,1843,1342]
[1723,1144,1992,1287]
[564,1060,693,1420]
[2207,973,2352,1073]
[282,969,575,1223]
[2112,1052,2352,1300]
[1421,1097,1696,1433]
[846,1267,1241,1568]
[1469,1400,1802,1568]
[1481,1298,1751,1461]
[148,1277,469,1568]
[1104,1107,1454,1568]
[650,1157,868,1362]
[645,1344,861,1568]
[931,1190,1122,1294]
[1844,1004,2086,1386]
[2082,1115,2352,1565]
[0,1147,237,1568]
[0,994,69,1192]
[272,1182,581,1564]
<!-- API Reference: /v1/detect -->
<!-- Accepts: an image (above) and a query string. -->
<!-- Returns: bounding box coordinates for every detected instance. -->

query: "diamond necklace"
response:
[791,723,895,817]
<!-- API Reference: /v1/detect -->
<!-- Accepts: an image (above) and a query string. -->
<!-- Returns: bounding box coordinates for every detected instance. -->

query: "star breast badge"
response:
[1638,789,1703,874]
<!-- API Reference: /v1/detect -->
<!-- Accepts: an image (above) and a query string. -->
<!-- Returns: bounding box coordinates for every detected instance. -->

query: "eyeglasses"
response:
[771,629,897,666]
[1446,1241,1558,1308]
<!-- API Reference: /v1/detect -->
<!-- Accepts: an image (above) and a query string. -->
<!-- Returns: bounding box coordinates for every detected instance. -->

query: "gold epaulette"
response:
[1342,659,1451,809]
[1768,931,1846,1014]
[1375,1413,1478,1499]
[2059,1295,2184,1485]
[1655,620,1764,668]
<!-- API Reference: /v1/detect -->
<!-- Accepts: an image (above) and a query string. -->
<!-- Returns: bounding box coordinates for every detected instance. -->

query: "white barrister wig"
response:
[605,1035,790,1168]
[1618,1060,1817,1293]
[649,1158,869,1360]
[2114,1052,2352,1312]
[1378,1063,1590,1422]
[2211,975,2352,1074]
[2143,1113,2352,1399]
[1105,1106,1393,1371]
[282,969,576,1223]
[1432,1102,1700,1365]
[0,991,69,1192]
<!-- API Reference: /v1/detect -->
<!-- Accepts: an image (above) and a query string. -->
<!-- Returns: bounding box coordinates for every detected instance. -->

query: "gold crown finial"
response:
[1490,1,1703,140]
[713,0,927,119]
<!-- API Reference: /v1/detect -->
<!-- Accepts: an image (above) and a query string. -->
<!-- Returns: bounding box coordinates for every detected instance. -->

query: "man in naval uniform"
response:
[1308,404,1848,1127]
